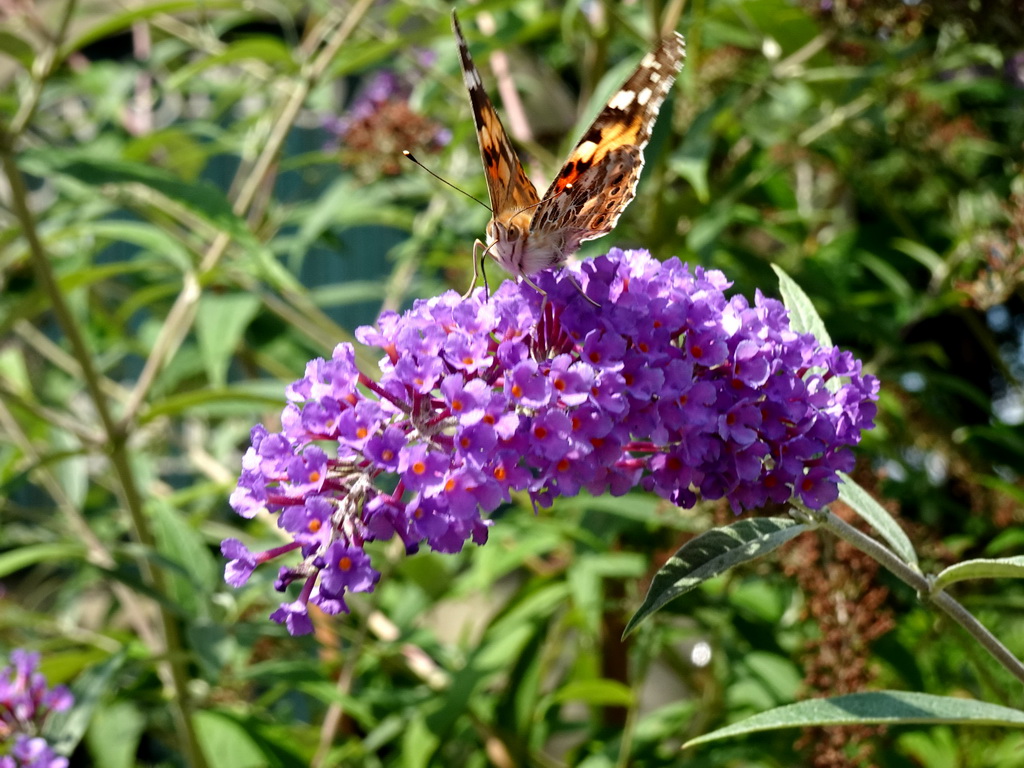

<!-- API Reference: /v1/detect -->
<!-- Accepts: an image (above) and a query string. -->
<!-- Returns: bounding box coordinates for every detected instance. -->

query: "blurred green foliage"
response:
[0,0,1022,766]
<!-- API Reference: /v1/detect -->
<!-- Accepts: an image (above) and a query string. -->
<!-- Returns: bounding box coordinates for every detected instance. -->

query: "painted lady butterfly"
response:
[451,10,685,289]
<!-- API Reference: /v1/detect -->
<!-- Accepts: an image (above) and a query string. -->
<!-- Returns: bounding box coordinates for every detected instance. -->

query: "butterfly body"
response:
[452,11,685,280]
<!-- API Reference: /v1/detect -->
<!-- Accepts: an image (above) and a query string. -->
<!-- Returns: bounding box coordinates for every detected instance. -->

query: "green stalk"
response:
[792,503,1024,687]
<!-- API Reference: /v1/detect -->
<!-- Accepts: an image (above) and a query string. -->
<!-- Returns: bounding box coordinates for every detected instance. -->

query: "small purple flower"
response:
[224,249,879,634]
[3,735,69,768]
[221,539,259,587]
[0,651,73,768]
[318,543,379,597]
[270,597,315,637]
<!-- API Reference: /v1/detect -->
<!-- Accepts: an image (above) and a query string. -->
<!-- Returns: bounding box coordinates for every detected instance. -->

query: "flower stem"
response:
[791,503,1024,687]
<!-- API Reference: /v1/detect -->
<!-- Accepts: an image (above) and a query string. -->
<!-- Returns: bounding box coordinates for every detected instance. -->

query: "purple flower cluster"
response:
[224,248,878,634]
[0,650,73,768]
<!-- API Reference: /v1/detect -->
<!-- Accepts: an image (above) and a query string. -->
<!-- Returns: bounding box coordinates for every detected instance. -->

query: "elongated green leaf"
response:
[47,652,127,757]
[19,152,255,246]
[286,178,412,260]
[861,252,915,301]
[196,293,261,387]
[623,517,808,636]
[76,217,194,271]
[84,702,145,768]
[684,691,1024,748]
[933,556,1024,591]
[62,1,240,56]
[142,385,287,421]
[670,102,720,203]
[149,500,218,618]
[0,30,35,67]
[892,237,945,273]
[167,37,297,90]
[837,472,919,567]
[772,265,832,348]
[551,680,635,707]
[0,543,87,578]
[193,710,267,767]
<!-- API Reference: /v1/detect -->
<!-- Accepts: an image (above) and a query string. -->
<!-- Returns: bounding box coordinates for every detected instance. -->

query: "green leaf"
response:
[837,472,919,567]
[741,652,803,704]
[149,500,218,618]
[401,715,439,768]
[0,543,88,578]
[196,293,261,387]
[985,527,1024,556]
[861,251,915,301]
[142,385,285,421]
[19,152,257,248]
[670,103,719,203]
[557,490,705,531]
[932,556,1024,592]
[0,347,30,394]
[623,517,809,636]
[65,220,193,272]
[167,37,297,90]
[193,710,268,768]
[569,552,646,634]
[551,679,635,707]
[771,264,832,348]
[684,691,1024,748]
[50,429,89,511]
[892,238,945,274]
[62,1,240,56]
[0,30,35,67]
[48,652,128,757]
[286,178,412,260]
[85,702,145,768]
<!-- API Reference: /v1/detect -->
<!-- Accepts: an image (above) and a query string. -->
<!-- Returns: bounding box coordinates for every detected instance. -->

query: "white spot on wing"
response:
[636,87,653,105]
[608,89,636,110]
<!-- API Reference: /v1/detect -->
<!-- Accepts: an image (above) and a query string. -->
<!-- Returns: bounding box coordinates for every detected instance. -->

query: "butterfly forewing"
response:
[532,31,686,238]
[451,11,540,218]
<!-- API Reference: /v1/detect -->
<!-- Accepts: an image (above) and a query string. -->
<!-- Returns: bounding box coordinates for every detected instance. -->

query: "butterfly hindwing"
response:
[532,145,642,243]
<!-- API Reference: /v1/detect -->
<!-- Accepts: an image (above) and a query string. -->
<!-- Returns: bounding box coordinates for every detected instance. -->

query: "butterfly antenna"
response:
[403,151,492,212]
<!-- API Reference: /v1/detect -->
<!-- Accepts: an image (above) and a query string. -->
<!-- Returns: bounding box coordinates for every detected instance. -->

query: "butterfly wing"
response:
[532,31,686,243]
[451,11,540,220]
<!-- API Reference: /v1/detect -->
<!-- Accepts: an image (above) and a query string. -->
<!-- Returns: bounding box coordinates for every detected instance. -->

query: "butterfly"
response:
[451,10,685,293]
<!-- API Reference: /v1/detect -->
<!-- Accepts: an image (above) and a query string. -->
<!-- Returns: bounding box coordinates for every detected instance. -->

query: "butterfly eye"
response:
[505,224,520,241]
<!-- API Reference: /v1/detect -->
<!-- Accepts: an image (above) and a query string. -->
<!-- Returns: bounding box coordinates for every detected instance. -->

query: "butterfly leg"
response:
[564,270,600,308]
[465,239,489,300]
[519,272,547,298]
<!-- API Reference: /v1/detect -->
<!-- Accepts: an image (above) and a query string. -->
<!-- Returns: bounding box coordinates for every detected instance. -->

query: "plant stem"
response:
[0,140,209,768]
[10,0,78,137]
[792,503,1024,687]
[120,0,376,426]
